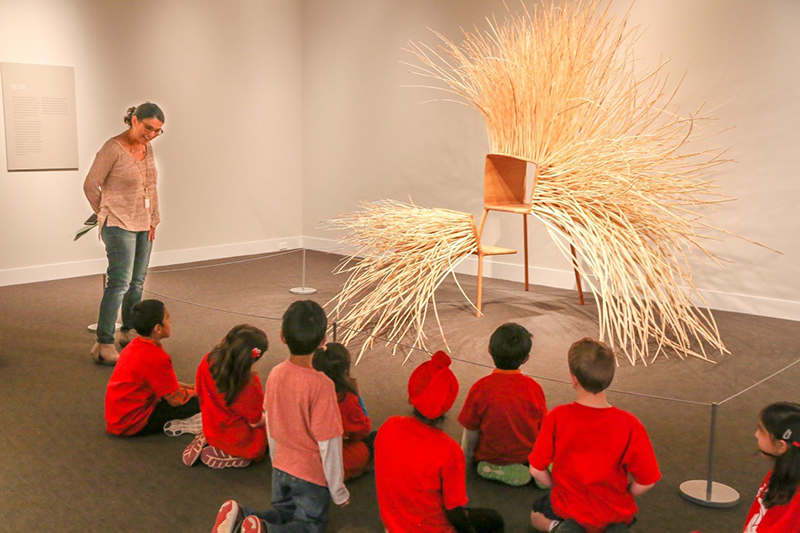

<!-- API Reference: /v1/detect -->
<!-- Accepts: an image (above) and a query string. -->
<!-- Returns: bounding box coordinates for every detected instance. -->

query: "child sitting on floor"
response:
[104,299,200,436]
[313,342,376,480]
[743,401,800,532]
[529,338,661,533]
[184,324,269,468]
[211,300,348,533]
[375,350,504,533]
[459,322,547,486]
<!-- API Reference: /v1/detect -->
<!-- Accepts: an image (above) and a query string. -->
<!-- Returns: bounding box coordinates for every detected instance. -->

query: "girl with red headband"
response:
[185,325,269,468]
[744,402,800,532]
[375,351,504,532]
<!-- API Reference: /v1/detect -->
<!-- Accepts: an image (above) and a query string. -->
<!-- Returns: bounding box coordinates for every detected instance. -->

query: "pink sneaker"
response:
[182,431,207,466]
[241,515,265,533]
[212,500,241,533]
[201,446,252,469]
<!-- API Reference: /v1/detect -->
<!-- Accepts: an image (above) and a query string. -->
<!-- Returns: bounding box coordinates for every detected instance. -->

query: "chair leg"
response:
[570,244,585,305]
[523,213,529,291]
[477,209,489,240]
[476,253,484,318]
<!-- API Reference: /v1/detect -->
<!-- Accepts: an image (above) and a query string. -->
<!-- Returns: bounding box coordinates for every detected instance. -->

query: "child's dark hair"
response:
[209,324,268,406]
[759,402,800,508]
[282,300,327,355]
[413,407,445,428]
[568,337,616,393]
[489,322,533,370]
[131,299,166,336]
[124,102,165,126]
[312,343,358,400]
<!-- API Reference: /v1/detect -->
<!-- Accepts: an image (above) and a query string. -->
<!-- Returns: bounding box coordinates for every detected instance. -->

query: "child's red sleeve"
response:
[623,420,662,486]
[230,374,265,425]
[144,350,180,399]
[528,411,555,470]
[457,385,481,430]
[441,445,470,510]
[341,393,371,441]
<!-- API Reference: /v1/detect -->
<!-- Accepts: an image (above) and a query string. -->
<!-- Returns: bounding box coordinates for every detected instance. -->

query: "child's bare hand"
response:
[338,499,350,507]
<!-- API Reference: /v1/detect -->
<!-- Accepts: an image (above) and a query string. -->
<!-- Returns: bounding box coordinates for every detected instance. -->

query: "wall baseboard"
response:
[0,236,302,287]
[303,237,800,323]
[3,235,797,322]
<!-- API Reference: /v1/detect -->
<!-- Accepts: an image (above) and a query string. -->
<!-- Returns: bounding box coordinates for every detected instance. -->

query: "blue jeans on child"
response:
[97,224,152,344]
[240,468,330,532]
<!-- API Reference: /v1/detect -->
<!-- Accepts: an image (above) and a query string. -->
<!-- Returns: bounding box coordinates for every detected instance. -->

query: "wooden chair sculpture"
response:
[476,153,584,315]
[469,213,516,317]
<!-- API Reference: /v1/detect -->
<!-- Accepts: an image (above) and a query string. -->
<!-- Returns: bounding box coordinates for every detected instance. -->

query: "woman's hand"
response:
[148,226,156,241]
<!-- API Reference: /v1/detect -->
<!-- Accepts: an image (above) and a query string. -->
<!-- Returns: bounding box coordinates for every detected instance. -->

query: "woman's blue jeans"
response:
[96,224,152,344]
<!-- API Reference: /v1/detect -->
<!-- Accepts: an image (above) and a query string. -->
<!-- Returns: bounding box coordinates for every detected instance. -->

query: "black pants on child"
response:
[133,396,200,436]
[446,507,504,533]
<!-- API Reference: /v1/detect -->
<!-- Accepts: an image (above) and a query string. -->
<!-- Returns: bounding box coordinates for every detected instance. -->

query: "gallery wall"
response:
[0,0,304,284]
[301,0,800,320]
[1,1,798,321]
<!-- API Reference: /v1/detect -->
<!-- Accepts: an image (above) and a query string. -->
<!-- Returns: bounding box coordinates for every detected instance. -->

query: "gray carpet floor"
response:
[1,249,798,532]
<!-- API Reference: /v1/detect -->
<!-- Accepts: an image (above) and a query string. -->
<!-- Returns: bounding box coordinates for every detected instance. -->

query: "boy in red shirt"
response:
[529,338,661,533]
[211,300,348,533]
[104,299,199,436]
[459,322,547,486]
[375,351,504,533]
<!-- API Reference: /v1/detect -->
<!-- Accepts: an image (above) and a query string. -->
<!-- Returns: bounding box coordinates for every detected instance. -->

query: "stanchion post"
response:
[290,248,317,295]
[679,402,740,508]
[333,322,338,343]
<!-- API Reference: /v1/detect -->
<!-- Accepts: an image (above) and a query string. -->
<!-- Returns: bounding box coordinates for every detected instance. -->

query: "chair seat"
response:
[484,202,531,215]
[473,245,517,256]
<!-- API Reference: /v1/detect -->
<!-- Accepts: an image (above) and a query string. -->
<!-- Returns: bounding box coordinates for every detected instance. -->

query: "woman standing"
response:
[84,102,164,364]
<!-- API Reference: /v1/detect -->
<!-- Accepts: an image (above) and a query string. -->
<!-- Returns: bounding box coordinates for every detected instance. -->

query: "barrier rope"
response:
[140,249,796,408]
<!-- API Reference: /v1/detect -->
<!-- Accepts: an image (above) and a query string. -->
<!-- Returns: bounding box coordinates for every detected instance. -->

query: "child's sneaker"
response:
[163,412,202,436]
[477,461,532,486]
[182,431,207,466]
[241,516,265,533]
[201,446,252,469]
[212,500,242,533]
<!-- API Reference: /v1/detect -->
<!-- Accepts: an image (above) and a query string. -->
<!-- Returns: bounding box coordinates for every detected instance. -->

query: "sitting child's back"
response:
[532,403,657,527]
[459,323,546,465]
[529,338,660,532]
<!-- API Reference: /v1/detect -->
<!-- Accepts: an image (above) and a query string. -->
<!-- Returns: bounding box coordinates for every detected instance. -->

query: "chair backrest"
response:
[483,153,538,207]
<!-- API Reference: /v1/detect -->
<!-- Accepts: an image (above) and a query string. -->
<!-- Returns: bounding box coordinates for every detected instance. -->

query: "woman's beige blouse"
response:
[83,138,160,233]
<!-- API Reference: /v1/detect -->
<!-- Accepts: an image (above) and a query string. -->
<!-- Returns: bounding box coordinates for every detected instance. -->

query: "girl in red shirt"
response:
[184,324,269,468]
[312,342,374,480]
[743,402,800,532]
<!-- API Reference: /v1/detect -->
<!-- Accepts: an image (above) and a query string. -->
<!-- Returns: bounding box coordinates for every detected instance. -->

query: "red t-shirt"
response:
[339,392,371,442]
[458,369,547,464]
[195,354,266,460]
[104,337,180,436]
[743,470,800,532]
[529,403,661,529]
[375,416,469,533]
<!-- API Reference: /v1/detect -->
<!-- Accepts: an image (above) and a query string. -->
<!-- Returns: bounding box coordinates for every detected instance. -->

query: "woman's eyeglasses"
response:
[142,123,164,136]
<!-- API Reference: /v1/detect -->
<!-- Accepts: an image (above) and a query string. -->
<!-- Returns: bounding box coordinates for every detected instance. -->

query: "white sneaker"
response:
[164,412,203,436]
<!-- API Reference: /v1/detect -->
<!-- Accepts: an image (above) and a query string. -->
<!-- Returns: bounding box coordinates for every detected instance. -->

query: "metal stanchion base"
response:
[289,287,317,295]
[679,480,740,508]
[87,322,122,332]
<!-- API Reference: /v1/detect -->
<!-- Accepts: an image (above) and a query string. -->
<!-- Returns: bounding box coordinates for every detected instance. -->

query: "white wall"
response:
[0,0,304,284]
[2,0,798,321]
[301,0,800,320]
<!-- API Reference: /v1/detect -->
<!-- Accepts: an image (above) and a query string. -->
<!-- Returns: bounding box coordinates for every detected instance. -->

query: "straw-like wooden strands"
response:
[324,200,478,363]
[405,0,736,364]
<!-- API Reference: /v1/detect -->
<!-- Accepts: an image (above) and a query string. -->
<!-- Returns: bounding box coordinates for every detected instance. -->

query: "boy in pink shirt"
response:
[212,301,348,533]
